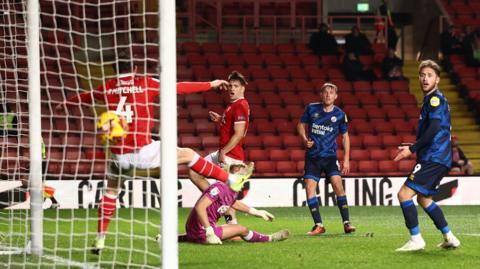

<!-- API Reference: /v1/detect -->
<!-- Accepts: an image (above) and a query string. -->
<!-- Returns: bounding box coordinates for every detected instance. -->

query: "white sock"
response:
[242,230,253,241]
[411,233,423,242]
[443,231,453,239]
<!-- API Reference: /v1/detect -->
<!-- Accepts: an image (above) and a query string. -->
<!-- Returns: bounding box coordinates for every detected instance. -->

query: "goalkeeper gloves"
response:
[205,226,222,245]
[248,208,275,222]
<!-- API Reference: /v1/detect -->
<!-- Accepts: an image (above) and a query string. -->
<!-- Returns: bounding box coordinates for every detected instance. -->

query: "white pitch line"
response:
[42,254,100,269]
[460,233,480,237]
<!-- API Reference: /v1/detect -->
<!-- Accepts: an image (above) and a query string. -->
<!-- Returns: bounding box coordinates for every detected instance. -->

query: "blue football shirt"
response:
[416,89,452,168]
[300,103,348,158]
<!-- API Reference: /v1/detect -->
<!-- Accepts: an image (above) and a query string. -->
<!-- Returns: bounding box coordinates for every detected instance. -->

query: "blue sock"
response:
[336,195,349,223]
[424,202,450,234]
[307,196,322,225]
[400,200,420,235]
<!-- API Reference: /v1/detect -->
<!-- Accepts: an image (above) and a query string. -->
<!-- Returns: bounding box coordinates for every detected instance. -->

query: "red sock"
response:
[98,193,117,235]
[188,153,229,182]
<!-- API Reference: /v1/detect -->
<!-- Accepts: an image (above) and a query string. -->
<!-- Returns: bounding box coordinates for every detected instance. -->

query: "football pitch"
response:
[1,206,479,268]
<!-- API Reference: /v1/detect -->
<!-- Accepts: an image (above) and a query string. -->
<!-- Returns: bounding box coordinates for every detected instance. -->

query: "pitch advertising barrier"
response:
[1,176,479,209]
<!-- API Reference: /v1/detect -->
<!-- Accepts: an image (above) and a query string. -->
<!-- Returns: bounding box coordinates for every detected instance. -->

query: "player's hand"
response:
[210,79,229,91]
[218,150,226,164]
[342,159,350,175]
[394,146,412,162]
[209,111,221,122]
[248,208,275,222]
[458,160,465,166]
[304,138,314,148]
[205,226,222,245]
[55,103,67,114]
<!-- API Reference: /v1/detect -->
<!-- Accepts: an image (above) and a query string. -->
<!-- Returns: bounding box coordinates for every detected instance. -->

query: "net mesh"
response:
[1,1,163,267]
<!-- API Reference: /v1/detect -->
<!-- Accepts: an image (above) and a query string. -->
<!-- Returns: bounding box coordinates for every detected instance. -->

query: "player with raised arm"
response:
[297,83,355,236]
[189,71,250,224]
[177,178,289,245]
[56,58,253,254]
[394,60,460,251]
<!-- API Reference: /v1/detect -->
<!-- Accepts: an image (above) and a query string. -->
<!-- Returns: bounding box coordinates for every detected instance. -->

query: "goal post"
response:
[159,0,178,268]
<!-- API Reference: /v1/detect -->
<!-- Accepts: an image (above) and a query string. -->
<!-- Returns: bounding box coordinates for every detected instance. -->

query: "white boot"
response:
[396,235,426,252]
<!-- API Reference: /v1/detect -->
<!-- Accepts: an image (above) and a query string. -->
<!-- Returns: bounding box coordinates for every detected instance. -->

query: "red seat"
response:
[289,149,305,161]
[358,160,378,173]
[255,161,276,174]
[182,42,201,53]
[321,55,340,67]
[370,149,390,160]
[382,135,402,148]
[269,149,290,161]
[398,160,415,172]
[262,93,283,106]
[244,136,263,148]
[225,54,245,67]
[367,108,386,120]
[256,80,276,92]
[372,80,390,93]
[385,107,406,120]
[352,81,372,94]
[249,67,270,80]
[378,160,397,173]
[394,121,414,135]
[180,136,202,148]
[263,54,283,67]
[390,80,409,92]
[289,67,308,80]
[239,43,257,54]
[258,44,277,54]
[262,135,283,148]
[351,149,370,161]
[201,136,218,149]
[275,121,296,134]
[374,122,394,135]
[205,53,225,67]
[276,161,298,175]
[221,43,239,54]
[244,54,263,67]
[363,135,381,148]
[250,119,276,134]
[299,55,320,66]
[269,67,289,80]
[283,135,303,149]
[250,105,270,120]
[248,149,269,161]
[281,55,302,67]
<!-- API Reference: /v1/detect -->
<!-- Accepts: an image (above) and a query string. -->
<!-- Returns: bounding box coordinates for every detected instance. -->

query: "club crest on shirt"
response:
[209,187,220,196]
[217,205,230,214]
[430,96,440,107]
[313,112,319,118]
[331,116,337,123]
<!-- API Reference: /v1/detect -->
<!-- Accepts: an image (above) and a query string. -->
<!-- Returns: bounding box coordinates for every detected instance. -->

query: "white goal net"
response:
[0,1,170,267]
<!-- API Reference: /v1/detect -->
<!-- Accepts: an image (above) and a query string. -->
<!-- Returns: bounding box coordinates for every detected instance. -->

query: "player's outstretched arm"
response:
[232,201,275,222]
[176,79,228,95]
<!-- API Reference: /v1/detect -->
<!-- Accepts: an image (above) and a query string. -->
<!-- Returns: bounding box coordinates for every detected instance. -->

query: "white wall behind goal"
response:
[2,177,480,209]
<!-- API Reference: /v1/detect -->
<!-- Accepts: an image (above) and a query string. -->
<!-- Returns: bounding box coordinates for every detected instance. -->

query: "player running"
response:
[189,71,250,224]
[297,82,355,236]
[56,58,253,254]
[394,60,460,251]
[177,178,289,244]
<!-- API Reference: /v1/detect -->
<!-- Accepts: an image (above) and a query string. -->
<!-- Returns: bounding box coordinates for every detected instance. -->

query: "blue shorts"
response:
[303,156,340,182]
[404,161,449,196]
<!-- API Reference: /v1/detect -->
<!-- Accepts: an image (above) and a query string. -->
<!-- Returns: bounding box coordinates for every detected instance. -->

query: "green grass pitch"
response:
[1,206,479,268]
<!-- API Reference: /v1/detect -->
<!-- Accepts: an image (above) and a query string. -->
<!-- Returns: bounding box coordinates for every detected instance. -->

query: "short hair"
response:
[418,60,441,76]
[320,82,338,92]
[228,71,248,85]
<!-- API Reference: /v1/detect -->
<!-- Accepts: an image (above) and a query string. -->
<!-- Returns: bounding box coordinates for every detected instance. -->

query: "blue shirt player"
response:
[297,83,355,236]
[394,60,460,251]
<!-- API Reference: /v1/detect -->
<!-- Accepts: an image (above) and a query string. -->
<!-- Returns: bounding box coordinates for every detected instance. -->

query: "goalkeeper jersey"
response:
[68,73,212,154]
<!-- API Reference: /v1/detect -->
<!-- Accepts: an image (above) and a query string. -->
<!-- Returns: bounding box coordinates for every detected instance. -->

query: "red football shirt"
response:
[68,73,211,154]
[219,98,250,160]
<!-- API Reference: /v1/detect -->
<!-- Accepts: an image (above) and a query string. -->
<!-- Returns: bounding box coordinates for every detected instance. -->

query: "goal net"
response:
[0,1,169,267]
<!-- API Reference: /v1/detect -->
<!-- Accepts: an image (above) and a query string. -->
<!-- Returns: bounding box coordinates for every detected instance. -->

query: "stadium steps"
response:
[404,60,480,173]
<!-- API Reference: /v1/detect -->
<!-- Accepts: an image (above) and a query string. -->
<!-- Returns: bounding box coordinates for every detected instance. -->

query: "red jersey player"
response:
[56,59,253,254]
[189,71,250,225]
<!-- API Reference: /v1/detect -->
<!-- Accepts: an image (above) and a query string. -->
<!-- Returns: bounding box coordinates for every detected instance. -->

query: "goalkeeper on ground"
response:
[176,175,289,244]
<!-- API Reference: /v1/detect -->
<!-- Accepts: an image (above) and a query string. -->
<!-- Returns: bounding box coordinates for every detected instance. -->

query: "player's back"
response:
[100,74,160,153]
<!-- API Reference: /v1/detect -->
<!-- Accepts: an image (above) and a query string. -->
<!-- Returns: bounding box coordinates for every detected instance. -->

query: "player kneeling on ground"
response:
[176,166,289,244]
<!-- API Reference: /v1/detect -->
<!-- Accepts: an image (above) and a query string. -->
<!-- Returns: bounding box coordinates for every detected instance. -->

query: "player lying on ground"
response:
[56,57,253,254]
[176,171,289,244]
[297,82,355,236]
[394,60,460,251]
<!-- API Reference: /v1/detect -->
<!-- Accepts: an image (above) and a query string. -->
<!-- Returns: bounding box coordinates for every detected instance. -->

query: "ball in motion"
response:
[97,111,128,142]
